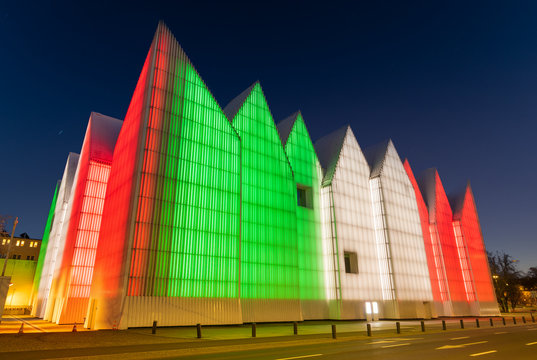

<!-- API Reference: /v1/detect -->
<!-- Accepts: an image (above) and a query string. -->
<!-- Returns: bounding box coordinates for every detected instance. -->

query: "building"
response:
[34,22,499,328]
[0,235,42,261]
[0,233,42,313]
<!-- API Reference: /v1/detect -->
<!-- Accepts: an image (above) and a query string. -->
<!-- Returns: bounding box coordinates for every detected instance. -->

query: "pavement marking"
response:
[526,328,537,331]
[462,341,488,346]
[451,336,470,340]
[469,350,497,357]
[494,331,508,334]
[381,343,411,348]
[276,354,323,360]
[369,340,397,344]
[436,341,488,350]
[525,341,537,346]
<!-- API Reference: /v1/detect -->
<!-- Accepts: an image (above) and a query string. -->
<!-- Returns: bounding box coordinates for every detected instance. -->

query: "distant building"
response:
[0,234,41,261]
[0,234,41,313]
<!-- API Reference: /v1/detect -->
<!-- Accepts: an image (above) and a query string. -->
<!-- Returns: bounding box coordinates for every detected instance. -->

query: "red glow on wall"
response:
[433,172,469,303]
[403,160,443,302]
[68,161,111,298]
[89,31,154,327]
[456,186,496,302]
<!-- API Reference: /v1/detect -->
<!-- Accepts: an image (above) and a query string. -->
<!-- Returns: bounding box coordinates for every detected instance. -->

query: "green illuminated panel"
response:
[129,33,241,299]
[284,114,325,300]
[232,83,299,300]
[33,181,59,294]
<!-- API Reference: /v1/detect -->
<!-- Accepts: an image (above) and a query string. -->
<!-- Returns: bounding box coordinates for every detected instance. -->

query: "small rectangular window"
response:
[16,240,20,246]
[26,256,30,260]
[21,241,25,246]
[297,185,313,208]
[31,256,34,260]
[344,251,358,274]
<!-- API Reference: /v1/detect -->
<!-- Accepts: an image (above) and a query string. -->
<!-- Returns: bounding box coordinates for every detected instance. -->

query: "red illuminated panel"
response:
[457,186,495,302]
[403,160,443,302]
[89,33,154,328]
[434,172,468,303]
[68,161,111,299]
[453,221,476,302]
[129,31,169,296]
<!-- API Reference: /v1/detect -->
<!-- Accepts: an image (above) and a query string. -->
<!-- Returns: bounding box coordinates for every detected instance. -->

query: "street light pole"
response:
[1,217,18,277]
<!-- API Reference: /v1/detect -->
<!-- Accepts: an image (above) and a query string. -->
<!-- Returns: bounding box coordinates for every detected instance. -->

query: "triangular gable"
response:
[223,82,258,122]
[313,125,349,185]
[277,111,300,146]
[88,112,123,163]
[362,139,391,178]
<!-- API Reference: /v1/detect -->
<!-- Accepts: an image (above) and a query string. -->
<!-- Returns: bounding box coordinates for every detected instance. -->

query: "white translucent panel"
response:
[375,144,433,301]
[35,153,79,318]
[370,177,395,300]
[322,130,381,302]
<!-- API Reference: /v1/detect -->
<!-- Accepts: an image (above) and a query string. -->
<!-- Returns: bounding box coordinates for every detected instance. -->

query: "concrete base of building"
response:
[241,299,302,323]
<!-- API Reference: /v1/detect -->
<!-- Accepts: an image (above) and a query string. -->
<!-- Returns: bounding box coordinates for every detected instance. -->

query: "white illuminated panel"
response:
[321,128,381,303]
[368,142,433,302]
[35,153,79,318]
[370,177,395,300]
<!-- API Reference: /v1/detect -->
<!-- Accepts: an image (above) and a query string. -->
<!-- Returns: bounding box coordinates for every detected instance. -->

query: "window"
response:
[17,255,21,259]
[26,256,30,260]
[21,241,25,246]
[297,185,313,208]
[31,256,34,260]
[12,254,16,259]
[15,240,20,246]
[344,251,358,274]
[1,239,5,245]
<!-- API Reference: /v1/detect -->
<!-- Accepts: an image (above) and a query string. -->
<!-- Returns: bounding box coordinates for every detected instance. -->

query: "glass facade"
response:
[38,22,498,328]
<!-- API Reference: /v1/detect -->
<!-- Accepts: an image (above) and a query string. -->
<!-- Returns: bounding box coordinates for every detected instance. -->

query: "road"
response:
[161,325,537,360]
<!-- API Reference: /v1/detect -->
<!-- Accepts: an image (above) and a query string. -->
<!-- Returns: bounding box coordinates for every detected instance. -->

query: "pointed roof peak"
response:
[223,81,259,121]
[314,124,352,185]
[276,111,302,146]
[88,112,123,163]
[362,139,392,178]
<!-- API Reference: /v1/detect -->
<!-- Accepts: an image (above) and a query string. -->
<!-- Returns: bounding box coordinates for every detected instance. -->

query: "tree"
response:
[488,251,522,312]
[521,267,537,291]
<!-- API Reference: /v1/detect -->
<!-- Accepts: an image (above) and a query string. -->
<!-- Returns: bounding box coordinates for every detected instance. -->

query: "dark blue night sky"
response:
[1,1,536,270]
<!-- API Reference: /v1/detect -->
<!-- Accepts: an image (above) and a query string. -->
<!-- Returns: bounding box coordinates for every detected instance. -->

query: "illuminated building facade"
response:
[34,22,499,328]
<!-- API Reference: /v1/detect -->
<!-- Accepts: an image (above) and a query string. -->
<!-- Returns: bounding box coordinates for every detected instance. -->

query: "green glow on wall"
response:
[231,83,299,300]
[284,114,325,300]
[33,181,59,295]
[129,32,241,299]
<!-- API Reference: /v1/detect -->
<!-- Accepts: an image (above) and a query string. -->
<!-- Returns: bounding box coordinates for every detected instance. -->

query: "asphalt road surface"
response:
[2,322,537,359]
[159,325,537,360]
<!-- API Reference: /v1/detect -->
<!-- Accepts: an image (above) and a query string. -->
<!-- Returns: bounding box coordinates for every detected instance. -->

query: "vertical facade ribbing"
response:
[403,160,444,316]
[31,181,59,310]
[280,112,326,319]
[365,142,433,318]
[90,23,242,329]
[452,185,499,315]
[229,83,300,322]
[36,22,499,327]
[36,153,79,319]
[316,127,381,319]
